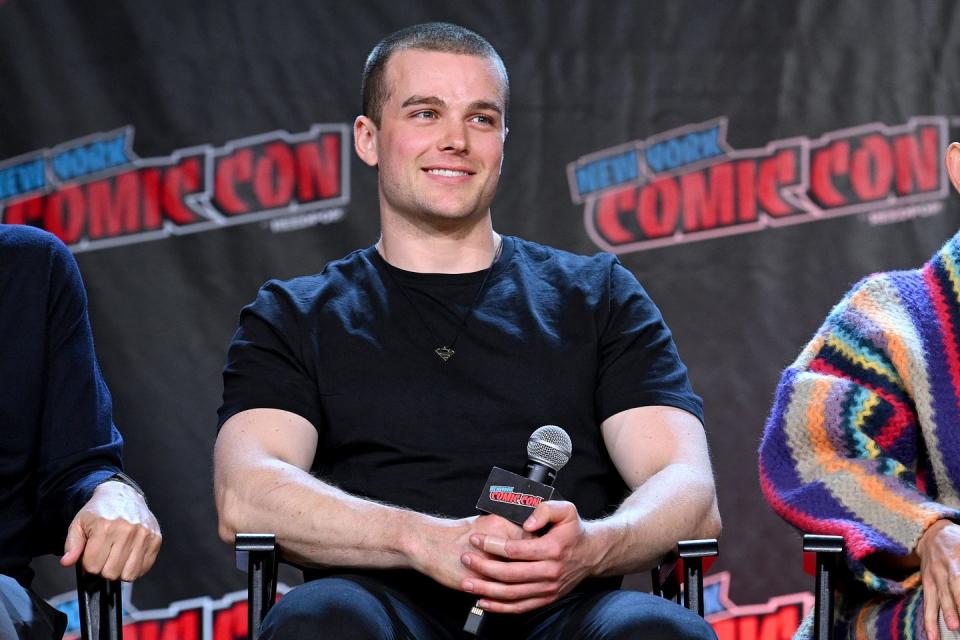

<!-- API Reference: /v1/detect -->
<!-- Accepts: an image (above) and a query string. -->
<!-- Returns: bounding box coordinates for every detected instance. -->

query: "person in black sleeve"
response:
[214,22,720,640]
[0,224,161,639]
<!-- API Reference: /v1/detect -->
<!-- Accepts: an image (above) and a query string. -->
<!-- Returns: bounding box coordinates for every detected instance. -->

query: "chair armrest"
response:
[803,533,844,640]
[677,539,719,617]
[76,566,122,640]
[651,538,719,617]
[236,533,278,640]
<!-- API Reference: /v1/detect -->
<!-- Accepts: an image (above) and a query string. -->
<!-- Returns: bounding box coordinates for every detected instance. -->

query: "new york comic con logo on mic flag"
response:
[0,124,351,252]
[568,116,954,254]
[488,485,545,507]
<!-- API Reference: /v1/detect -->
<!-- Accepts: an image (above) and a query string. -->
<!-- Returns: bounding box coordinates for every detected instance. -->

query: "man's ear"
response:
[354,115,379,167]
[497,126,509,175]
[946,142,960,195]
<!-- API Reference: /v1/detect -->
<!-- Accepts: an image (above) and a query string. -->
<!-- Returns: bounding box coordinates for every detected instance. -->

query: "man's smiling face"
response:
[360,49,507,227]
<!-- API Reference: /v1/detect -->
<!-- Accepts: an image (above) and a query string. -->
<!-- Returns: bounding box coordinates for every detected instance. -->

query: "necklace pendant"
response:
[435,346,455,362]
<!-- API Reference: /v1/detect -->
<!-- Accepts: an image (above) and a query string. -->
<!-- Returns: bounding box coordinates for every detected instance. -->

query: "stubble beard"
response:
[382,179,494,233]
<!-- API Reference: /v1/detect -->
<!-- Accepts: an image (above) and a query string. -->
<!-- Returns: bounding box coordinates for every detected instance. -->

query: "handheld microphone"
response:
[524,425,573,485]
[464,426,572,636]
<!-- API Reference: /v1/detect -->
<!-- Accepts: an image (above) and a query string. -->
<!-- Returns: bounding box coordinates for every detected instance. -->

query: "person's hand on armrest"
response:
[60,479,162,582]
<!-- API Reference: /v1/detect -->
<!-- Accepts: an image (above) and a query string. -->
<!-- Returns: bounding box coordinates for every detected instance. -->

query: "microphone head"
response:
[527,425,573,471]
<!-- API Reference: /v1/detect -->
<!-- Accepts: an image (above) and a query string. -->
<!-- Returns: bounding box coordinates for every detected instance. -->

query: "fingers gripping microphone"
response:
[464,426,572,636]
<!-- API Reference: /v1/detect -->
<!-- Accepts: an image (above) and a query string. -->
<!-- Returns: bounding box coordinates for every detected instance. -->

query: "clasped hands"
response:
[458,500,598,614]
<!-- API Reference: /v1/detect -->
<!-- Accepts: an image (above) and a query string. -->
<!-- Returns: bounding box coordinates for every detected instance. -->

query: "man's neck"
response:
[377,214,500,274]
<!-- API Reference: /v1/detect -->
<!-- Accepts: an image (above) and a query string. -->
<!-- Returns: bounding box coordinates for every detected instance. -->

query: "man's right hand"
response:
[408,513,528,592]
[918,519,960,640]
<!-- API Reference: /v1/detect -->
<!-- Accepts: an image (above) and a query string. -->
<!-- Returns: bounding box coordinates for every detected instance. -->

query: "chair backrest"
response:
[802,533,844,640]
[76,566,122,640]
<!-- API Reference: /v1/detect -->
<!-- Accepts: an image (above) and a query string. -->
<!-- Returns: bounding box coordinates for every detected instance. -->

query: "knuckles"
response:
[544,565,562,581]
[541,540,562,559]
[77,518,161,582]
[100,565,122,581]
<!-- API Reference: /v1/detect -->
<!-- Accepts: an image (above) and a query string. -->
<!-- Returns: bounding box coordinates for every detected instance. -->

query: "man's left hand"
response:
[60,480,162,581]
[459,500,600,614]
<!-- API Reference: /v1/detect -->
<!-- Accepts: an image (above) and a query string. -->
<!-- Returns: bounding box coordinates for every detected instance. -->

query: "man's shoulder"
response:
[257,247,377,305]
[509,236,619,282]
[0,224,67,260]
[0,225,75,288]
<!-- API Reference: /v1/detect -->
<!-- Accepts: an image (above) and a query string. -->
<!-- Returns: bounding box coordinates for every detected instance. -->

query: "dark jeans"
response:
[259,573,716,640]
[0,574,67,640]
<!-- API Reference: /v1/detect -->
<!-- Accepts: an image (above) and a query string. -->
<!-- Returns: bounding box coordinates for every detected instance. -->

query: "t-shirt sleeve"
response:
[594,260,703,425]
[217,281,324,431]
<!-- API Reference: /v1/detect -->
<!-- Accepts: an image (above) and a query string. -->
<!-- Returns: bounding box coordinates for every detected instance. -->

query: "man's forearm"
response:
[585,462,721,578]
[215,457,439,569]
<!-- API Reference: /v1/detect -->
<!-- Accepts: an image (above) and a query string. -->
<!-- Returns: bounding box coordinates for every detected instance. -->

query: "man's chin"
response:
[413,205,489,226]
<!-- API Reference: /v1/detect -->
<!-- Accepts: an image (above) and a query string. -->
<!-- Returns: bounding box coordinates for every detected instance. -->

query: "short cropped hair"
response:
[361,22,509,127]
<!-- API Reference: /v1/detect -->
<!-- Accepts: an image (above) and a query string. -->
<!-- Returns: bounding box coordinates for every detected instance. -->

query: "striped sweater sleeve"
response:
[759,267,960,595]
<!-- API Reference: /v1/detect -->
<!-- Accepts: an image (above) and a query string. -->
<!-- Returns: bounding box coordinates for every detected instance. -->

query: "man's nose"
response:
[439,120,468,153]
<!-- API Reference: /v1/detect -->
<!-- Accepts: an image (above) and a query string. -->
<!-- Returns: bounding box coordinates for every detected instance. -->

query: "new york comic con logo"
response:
[488,484,544,507]
[0,124,350,252]
[568,116,951,253]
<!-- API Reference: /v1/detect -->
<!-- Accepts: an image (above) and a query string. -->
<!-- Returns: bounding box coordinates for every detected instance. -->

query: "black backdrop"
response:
[3,1,960,636]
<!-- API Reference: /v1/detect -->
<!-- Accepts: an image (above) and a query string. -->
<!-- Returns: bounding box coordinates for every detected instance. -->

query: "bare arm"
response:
[586,404,721,574]
[213,408,525,588]
[462,405,721,613]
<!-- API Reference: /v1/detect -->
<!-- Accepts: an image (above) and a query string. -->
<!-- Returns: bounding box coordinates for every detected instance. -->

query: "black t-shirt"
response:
[218,235,702,523]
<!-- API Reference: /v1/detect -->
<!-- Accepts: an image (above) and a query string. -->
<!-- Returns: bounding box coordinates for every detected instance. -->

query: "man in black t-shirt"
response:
[214,22,720,639]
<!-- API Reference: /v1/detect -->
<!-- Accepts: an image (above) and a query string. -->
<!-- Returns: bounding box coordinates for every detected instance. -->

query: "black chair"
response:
[651,538,719,617]
[235,533,719,640]
[236,534,278,640]
[802,533,844,640]
[75,566,123,640]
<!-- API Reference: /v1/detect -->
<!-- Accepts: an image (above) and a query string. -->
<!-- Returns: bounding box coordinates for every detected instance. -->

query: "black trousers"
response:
[0,574,67,640]
[259,572,717,640]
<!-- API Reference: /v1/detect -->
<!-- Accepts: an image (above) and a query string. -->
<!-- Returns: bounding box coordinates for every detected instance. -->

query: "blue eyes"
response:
[411,111,496,126]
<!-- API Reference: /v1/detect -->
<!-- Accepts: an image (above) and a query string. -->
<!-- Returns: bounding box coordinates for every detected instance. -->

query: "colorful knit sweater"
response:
[759,232,960,639]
